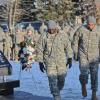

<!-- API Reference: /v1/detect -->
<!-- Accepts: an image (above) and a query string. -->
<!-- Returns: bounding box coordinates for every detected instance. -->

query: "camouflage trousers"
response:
[48,74,66,96]
[79,60,99,91]
[4,46,11,60]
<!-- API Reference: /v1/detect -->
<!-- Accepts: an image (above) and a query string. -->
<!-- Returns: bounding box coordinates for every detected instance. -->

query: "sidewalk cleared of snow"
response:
[1,61,100,100]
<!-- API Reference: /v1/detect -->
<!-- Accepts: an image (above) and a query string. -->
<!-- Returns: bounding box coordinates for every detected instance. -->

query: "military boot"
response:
[81,84,87,97]
[91,91,97,100]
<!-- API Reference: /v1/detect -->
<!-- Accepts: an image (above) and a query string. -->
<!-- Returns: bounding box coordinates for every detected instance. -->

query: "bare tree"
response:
[0,0,35,31]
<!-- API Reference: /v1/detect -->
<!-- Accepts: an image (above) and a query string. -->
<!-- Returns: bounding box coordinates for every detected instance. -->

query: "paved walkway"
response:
[0,61,100,100]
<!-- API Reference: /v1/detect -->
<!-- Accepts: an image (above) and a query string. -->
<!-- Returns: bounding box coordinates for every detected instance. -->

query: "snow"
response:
[0,61,100,100]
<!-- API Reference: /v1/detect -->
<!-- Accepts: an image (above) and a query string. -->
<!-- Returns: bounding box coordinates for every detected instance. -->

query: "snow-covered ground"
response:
[0,61,100,100]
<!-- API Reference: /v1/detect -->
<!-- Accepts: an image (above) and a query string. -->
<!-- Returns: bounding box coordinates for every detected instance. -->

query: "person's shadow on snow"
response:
[0,91,52,100]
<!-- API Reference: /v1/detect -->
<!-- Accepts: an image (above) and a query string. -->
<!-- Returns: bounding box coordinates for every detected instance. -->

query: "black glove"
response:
[39,62,45,73]
[67,58,72,69]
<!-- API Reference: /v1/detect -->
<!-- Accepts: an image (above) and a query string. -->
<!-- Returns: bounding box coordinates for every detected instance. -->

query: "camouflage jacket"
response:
[73,25,100,63]
[36,31,73,67]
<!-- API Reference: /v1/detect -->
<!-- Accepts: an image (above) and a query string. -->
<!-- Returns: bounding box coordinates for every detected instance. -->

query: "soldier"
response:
[63,20,82,44]
[38,21,48,42]
[25,24,40,44]
[3,31,12,60]
[73,16,100,100]
[0,27,5,53]
[39,21,47,34]
[63,24,72,41]
[15,26,24,60]
[36,20,73,100]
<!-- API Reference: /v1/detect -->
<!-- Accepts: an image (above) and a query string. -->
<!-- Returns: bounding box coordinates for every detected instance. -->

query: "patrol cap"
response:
[47,20,57,29]
[87,16,96,24]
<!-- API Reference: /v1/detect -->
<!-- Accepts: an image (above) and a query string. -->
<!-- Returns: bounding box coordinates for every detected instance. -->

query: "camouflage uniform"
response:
[73,25,100,91]
[37,31,73,97]
[39,22,47,34]
[0,28,5,52]
[63,25,72,41]
[63,23,82,43]
[4,32,12,60]
[25,24,40,44]
[15,30,24,60]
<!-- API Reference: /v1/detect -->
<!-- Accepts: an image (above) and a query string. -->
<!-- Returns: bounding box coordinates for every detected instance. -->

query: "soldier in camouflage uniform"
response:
[24,24,36,46]
[3,31,12,60]
[63,24,72,41]
[73,16,100,100]
[37,20,73,100]
[0,27,5,53]
[39,21,48,43]
[15,26,24,60]
[25,24,40,44]
[39,21,47,34]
